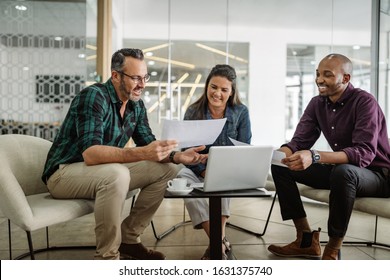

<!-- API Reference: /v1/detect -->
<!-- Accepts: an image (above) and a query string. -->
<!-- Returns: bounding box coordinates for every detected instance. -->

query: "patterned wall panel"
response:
[0,0,88,141]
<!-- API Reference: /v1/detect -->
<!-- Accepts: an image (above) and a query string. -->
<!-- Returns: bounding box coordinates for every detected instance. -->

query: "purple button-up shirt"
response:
[284,83,390,169]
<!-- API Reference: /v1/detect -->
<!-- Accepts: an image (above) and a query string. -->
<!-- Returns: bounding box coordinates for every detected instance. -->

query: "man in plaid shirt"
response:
[42,48,207,260]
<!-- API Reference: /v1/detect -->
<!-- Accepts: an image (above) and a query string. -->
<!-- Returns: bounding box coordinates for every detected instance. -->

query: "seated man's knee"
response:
[101,163,131,197]
[271,164,289,178]
[329,164,358,193]
[140,161,178,183]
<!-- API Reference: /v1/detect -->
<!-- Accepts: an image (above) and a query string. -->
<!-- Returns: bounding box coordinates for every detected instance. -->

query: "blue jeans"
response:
[271,163,390,237]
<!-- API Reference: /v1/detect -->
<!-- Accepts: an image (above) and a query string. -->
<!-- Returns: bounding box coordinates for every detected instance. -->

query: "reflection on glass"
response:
[123,39,249,137]
[378,0,390,131]
[0,0,96,141]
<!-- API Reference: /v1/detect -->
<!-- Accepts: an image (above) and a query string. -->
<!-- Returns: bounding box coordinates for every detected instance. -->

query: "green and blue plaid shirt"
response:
[42,78,156,182]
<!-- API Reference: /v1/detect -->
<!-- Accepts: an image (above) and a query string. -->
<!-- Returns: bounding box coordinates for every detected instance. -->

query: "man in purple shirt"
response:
[268,53,390,260]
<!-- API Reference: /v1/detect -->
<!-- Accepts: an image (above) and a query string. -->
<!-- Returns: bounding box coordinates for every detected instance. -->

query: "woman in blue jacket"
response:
[178,64,252,259]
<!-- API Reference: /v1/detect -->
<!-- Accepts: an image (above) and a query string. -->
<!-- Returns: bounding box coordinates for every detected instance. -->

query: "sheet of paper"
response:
[229,138,287,168]
[161,118,226,148]
[272,150,288,167]
[228,137,250,146]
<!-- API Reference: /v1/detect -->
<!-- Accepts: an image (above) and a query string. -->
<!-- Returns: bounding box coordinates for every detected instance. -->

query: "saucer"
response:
[166,187,193,195]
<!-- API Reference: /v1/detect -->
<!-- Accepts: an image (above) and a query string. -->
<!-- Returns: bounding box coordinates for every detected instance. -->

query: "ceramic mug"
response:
[167,178,187,190]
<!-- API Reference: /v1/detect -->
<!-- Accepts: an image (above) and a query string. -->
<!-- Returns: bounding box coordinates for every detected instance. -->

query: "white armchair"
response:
[0,134,138,259]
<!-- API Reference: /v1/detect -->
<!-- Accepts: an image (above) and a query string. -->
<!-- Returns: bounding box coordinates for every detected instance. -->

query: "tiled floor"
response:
[1,193,390,260]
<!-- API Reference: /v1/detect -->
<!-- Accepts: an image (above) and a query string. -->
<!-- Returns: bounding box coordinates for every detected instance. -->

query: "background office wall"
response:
[114,0,371,147]
[0,0,378,147]
[0,0,97,141]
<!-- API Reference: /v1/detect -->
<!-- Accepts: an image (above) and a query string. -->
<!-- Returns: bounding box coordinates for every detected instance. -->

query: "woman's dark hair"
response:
[111,48,144,71]
[188,64,242,119]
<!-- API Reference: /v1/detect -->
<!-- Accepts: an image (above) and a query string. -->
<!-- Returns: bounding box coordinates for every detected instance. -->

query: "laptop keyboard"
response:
[190,183,204,190]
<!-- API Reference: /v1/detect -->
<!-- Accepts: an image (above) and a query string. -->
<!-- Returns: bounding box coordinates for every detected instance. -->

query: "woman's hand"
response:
[175,145,208,165]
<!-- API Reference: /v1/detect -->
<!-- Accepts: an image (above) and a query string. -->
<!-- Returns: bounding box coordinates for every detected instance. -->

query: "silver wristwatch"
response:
[310,149,321,163]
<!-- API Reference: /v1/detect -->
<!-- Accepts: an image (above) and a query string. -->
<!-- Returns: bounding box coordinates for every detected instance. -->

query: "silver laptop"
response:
[192,145,273,192]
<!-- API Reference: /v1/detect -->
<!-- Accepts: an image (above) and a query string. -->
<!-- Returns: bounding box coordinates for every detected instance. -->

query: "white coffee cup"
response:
[167,178,187,190]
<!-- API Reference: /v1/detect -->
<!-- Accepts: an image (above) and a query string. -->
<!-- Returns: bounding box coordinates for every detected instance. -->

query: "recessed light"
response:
[54,36,62,41]
[78,54,86,58]
[151,71,158,76]
[148,61,155,66]
[15,5,27,11]
[145,52,153,56]
[22,67,29,71]
[353,45,361,50]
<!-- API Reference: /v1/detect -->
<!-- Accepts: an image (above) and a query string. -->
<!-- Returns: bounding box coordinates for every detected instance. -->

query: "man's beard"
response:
[120,79,140,102]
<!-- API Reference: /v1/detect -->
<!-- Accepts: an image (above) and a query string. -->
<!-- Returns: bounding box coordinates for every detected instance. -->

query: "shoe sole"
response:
[120,252,166,260]
[268,249,321,260]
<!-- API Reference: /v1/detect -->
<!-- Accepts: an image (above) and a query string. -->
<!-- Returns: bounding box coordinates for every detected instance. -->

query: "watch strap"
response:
[169,151,178,164]
[310,149,320,163]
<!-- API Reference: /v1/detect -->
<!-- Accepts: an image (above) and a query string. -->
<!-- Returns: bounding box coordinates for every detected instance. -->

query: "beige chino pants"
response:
[47,161,177,260]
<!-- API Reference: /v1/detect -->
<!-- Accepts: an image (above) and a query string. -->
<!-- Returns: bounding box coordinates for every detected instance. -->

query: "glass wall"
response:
[115,0,250,137]
[0,0,378,147]
[0,0,96,141]
[378,0,390,131]
[115,0,372,145]
[285,44,371,149]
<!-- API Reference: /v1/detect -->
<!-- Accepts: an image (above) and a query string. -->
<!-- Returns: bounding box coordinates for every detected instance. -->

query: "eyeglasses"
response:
[117,71,151,84]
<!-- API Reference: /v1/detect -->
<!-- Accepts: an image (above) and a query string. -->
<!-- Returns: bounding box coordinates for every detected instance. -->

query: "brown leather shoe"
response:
[268,228,321,259]
[322,245,339,260]
[119,243,166,260]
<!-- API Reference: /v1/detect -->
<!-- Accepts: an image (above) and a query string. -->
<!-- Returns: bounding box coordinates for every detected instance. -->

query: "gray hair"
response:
[111,48,144,71]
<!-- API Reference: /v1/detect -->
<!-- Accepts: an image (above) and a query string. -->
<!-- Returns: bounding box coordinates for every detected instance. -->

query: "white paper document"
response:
[228,137,250,146]
[229,138,288,168]
[272,150,288,167]
[161,118,227,148]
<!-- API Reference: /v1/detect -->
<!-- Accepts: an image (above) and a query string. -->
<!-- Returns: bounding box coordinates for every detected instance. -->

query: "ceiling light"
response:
[350,58,370,66]
[22,66,29,71]
[148,73,190,114]
[145,52,153,57]
[86,55,97,61]
[78,54,86,59]
[54,36,62,41]
[148,61,155,66]
[182,74,202,112]
[147,94,167,114]
[196,43,248,63]
[15,5,27,11]
[86,44,97,50]
[142,43,171,53]
[151,71,158,76]
[146,56,195,69]
[353,45,361,50]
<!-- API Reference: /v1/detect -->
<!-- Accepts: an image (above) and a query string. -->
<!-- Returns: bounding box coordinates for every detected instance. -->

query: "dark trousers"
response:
[271,163,390,237]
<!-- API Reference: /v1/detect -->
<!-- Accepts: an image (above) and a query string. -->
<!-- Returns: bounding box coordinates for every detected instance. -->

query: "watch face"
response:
[311,150,320,163]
